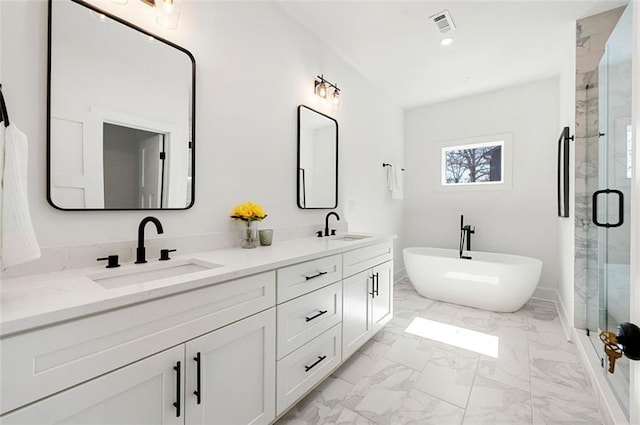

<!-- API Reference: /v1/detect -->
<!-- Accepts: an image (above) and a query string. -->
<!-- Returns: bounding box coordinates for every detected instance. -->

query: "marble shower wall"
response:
[573,7,625,329]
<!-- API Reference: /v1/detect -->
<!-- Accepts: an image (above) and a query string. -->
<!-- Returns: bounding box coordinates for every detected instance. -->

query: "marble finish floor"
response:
[276,278,602,425]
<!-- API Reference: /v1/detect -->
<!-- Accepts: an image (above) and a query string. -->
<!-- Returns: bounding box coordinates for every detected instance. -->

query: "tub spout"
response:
[459,215,474,259]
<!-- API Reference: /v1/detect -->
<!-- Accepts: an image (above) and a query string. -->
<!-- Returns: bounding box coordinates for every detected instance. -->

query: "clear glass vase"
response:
[242,220,258,249]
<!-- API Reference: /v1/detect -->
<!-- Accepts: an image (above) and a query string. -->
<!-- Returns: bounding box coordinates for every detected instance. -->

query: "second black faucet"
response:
[136,216,164,264]
[324,212,340,237]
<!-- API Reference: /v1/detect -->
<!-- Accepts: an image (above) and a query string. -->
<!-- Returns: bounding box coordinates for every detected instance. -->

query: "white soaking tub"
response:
[403,247,542,312]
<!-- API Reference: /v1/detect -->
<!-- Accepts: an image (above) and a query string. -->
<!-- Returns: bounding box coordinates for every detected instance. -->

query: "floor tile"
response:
[531,377,602,424]
[462,376,532,425]
[413,348,477,408]
[477,344,530,392]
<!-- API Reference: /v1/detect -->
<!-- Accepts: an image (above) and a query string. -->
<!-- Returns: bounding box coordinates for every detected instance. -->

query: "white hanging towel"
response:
[391,164,404,200]
[386,164,395,191]
[1,123,41,269]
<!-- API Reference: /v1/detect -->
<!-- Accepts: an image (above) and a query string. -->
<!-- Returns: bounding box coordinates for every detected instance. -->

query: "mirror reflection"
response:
[48,0,195,210]
[297,105,338,209]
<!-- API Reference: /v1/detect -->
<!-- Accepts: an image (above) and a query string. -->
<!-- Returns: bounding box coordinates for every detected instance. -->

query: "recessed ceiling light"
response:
[440,37,453,46]
[459,77,470,83]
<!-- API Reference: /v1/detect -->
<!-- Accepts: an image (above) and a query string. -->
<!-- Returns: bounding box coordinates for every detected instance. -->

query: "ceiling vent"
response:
[430,10,456,34]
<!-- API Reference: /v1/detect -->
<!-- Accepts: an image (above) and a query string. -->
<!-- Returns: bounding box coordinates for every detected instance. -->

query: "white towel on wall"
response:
[1,123,41,269]
[392,165,404,200]
[391,164,403,200]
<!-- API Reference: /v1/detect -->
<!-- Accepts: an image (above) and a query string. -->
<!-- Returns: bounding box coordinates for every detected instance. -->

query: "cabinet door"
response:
[1,346,184,425]
[185,308,276,425]
[372,261,393,334]
[341,270,373,360]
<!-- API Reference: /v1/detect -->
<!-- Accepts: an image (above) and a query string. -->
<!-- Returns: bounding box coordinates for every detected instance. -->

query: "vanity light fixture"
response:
[139,0,180,30]
[314,75,341,108]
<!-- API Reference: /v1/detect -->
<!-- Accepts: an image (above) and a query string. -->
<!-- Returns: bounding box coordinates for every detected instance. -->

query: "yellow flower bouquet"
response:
[230,201,267,222]
[230,201,267,249]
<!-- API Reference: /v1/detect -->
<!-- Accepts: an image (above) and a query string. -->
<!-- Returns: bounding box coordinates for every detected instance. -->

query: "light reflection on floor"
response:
[404,316,500,358]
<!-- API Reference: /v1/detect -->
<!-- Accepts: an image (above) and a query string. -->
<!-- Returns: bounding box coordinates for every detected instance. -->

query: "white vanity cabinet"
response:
[0,235,395,424]
[274,256,344,415]
[0,345,185,425]
[184,308,276,425]
[341,242,394,360]
[1,309,276,425]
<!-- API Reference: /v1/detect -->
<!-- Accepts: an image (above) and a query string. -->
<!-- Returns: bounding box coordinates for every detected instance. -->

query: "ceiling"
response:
[277,0,627,109]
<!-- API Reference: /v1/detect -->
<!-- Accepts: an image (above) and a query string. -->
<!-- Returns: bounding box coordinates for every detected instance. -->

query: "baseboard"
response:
[532,287,556,302]
[555,290,573,341]
[394,268,406,283]
[573,329,629,425]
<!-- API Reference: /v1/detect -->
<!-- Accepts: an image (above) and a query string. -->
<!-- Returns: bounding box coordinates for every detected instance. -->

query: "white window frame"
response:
[436,133,513,192]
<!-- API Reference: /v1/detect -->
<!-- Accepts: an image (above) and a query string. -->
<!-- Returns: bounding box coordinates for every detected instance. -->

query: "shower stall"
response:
[584,2,633,416]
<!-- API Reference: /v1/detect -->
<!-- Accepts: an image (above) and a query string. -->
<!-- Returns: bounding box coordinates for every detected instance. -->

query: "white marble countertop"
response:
[0,233,394,337]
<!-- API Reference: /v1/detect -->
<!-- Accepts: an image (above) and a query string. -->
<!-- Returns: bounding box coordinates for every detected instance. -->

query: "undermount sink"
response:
[88,259,223,290]
[333,234,371,242]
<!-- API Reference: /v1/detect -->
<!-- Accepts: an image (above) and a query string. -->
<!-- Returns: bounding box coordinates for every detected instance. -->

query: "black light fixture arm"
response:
[315,74,340,93]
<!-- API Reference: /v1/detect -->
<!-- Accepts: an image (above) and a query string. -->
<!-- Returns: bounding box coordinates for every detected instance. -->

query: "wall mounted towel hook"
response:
[382,163,405,171]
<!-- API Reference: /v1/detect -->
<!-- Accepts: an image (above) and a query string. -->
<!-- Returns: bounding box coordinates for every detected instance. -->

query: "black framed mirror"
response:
[47,0,195,210]
[297,105,338,209]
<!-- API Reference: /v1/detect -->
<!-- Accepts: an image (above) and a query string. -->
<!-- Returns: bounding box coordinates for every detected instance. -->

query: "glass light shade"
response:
[155,0,180,30]
[315,81,329,98]
[332,89,340,106]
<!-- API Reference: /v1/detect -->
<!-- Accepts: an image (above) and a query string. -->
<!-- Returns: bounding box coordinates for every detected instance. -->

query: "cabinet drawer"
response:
[276,282,342,359]
[277,255,342,303]
[0,271,276,415]
[276,324,342,415]
[343,241,393,278]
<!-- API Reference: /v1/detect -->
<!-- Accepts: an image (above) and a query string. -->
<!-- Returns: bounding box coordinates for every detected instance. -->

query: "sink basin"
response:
[333,234,371,242]
[88,259,223,289]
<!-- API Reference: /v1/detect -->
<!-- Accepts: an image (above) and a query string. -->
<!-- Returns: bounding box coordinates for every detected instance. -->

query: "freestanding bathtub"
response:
[403,247,543,312]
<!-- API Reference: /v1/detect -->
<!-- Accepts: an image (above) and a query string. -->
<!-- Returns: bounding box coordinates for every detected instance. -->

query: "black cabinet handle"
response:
[193,352,201,405]
[374,273,380,296]
[305,310,328,322]
[305,271,328,280]
[304,355,327,372]
[369,275,375,298]
[173,361,181,417]
[592,189,624,228]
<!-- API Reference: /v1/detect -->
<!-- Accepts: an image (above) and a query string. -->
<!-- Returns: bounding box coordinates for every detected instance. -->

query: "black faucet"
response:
[324,212,340,236]
[136,216,164,264]
[459,215,475,260]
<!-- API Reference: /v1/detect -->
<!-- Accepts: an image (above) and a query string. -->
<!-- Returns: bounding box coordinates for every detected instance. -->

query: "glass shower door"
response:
[586,2,632,416]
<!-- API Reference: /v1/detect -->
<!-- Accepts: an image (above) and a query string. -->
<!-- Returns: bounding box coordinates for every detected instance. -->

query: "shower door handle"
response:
[592,189,624,228]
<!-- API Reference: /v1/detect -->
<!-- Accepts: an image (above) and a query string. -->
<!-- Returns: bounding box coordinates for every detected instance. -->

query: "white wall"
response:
[404,77,560,296]
[557,21,577,334]
[0,0,404,274]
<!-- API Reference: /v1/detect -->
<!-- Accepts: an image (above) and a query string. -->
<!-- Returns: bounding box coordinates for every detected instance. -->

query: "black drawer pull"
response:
[193,352,201,405]
[305,271,328,280]
[304,355,327,372]
[173,361,181,417]
[306,310,328,322]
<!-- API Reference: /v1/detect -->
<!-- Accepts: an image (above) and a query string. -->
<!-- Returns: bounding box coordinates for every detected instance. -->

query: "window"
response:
[441,140,504,186]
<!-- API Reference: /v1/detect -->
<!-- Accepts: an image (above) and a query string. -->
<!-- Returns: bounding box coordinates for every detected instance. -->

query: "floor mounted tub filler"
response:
[403,247,543,312]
